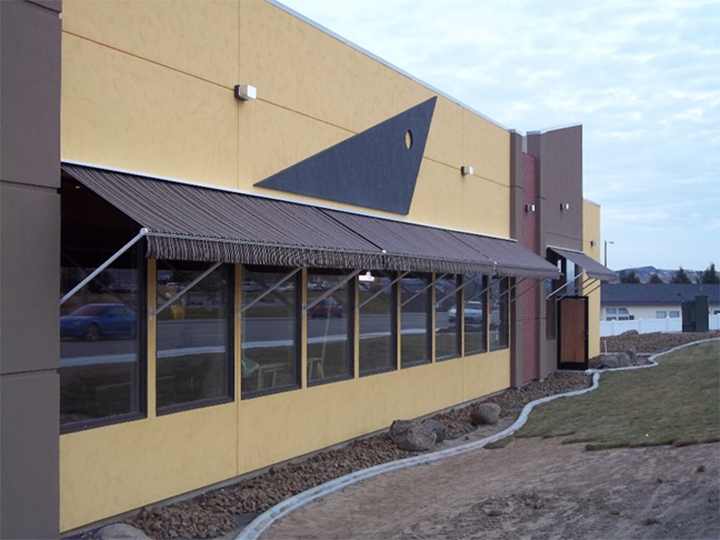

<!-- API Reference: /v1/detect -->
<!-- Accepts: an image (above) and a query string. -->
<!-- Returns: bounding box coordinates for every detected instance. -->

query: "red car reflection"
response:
[308,298,343,319]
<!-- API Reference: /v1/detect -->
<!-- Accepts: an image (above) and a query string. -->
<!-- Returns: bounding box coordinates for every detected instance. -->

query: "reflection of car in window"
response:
[308,298,343,319]
[448,301,482,323]
[60,303,137,341]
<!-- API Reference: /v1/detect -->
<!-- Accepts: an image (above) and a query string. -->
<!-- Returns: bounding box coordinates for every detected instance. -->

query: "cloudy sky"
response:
[278,0,719,272]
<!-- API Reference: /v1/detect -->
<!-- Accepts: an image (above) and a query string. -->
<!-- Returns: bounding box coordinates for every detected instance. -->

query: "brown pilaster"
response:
[0,0,62,537]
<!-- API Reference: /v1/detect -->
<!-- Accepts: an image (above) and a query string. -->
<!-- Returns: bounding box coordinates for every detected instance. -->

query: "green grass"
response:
[493,341,720,451]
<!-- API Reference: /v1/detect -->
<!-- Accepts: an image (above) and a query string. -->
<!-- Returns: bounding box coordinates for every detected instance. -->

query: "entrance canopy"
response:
[548,246,617,282]
[62,163,560,280]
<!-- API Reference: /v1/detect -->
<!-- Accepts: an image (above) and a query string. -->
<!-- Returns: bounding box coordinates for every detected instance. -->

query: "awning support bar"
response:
[358,271,409,310]
[582,281,603,298]
[494,277,526,301]
[304,270,361,312]
[509,278,545,304]
[239,267,301,314]
[151,261,222,319]
[436,274,480,305]
[401,273,448,308]
[545,271,586,300]
[60,228,149,306]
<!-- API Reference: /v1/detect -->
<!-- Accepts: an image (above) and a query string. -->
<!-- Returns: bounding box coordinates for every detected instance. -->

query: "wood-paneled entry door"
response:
[557,296,588,370]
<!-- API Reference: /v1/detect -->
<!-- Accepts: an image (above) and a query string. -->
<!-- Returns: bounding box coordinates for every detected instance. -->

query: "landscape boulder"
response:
[626,344,638,364]
[598,345,639,369]
[470,402,501,425]
[94,524,151,540]
[389,420,437,451]
[598,352,631,369]
[422,419,448,443]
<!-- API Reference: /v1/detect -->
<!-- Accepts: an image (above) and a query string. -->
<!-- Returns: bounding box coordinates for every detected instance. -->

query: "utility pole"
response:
[604,240,614,266]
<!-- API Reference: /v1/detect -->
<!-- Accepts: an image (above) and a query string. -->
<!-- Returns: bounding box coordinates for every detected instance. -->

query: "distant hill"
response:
[617,266,702,284]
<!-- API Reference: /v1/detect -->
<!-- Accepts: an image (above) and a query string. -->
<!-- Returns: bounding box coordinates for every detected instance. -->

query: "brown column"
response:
[0,0,62,537]
[508,130,524,387]
[527,126,584,379]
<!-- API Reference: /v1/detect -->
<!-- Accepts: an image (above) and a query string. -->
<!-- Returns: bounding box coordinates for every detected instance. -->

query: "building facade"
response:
[0,1,614,535]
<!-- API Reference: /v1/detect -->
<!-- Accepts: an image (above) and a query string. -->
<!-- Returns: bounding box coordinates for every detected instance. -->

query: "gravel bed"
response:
[123,373,590,539]
[600,330,720,354]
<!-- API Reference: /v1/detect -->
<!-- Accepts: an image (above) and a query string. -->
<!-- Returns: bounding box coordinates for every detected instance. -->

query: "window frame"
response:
[358,270,398,377]
[463,274,488,356]
[60,243,148,435]
[400,273,433,368]
[240,266,302,399]
[155,261,235,416]
[435,274,461,361]
[306,269,355,387]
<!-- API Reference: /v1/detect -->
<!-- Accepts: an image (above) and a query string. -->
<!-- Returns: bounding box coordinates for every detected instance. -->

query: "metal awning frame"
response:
[546,271,586,300]
[358,271,409,309]
[304,270,361,312]
[239,267,302,314]
[60,228,149,306]
[151,261,223,319]
[400,273,449,308]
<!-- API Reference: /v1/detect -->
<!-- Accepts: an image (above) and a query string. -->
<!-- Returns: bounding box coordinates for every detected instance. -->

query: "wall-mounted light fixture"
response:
[590,240,597,247]
[234,84,257,101]
[560,202,570,210]
[525,204,536,213]
[461,166,474,176]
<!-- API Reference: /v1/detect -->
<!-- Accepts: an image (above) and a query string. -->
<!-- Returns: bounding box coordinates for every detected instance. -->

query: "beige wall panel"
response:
[407,160,465,230]
[236,355,507,474]
[62,0,238,87]
[60,404,237,532]
[462,350,511,402]
[239,1,432,135]
[462,110,510,186]
[423,98,464,167]
[239,100,352,190]
[62,35,238,188]
[583,200,602,357]
[461,180,510,237]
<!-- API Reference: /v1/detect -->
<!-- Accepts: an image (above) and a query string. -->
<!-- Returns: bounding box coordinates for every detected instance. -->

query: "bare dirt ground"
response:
[262,438,720,540]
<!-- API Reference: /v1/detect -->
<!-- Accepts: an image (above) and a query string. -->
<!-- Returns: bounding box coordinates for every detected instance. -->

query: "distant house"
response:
[601,284,720,321]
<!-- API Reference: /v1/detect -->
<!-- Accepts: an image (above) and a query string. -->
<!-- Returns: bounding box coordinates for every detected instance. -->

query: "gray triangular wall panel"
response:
[255,97,437,215]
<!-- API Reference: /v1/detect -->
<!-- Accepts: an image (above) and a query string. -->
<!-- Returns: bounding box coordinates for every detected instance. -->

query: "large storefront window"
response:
[464,275,487,355]
[435,275,461,360]
[359,272,396,376]
[241,267,299,395]
[400,274,431,367]
[60,178,144,430]
[306,271,353,384]
[489,277,509,351]
[155,261,232,412]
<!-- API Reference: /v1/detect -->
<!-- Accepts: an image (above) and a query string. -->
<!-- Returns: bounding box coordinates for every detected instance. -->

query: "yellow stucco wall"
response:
[583,200,602,358]
[60,0,509,234]
[59,0,515,531]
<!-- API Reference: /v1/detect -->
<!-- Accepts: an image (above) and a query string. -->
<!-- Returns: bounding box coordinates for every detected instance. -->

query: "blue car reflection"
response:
[60,303,137,341]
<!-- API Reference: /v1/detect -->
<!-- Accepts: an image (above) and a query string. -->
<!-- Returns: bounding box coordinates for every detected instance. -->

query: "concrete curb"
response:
[236,338,719,540]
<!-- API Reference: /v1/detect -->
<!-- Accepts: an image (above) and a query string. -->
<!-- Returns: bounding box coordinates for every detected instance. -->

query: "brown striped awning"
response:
[548,246,617,282]
[61,163,560,279]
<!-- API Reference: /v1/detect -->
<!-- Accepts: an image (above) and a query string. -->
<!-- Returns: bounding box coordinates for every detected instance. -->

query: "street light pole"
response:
[604,240,614,266]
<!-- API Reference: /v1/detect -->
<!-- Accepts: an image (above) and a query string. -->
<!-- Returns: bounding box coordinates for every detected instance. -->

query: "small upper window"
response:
[656,311,667,319]
[606,308,617,315]
[669,311,680,318]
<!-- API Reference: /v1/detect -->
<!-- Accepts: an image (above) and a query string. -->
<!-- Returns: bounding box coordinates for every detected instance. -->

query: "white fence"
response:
[600,314,720,337]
